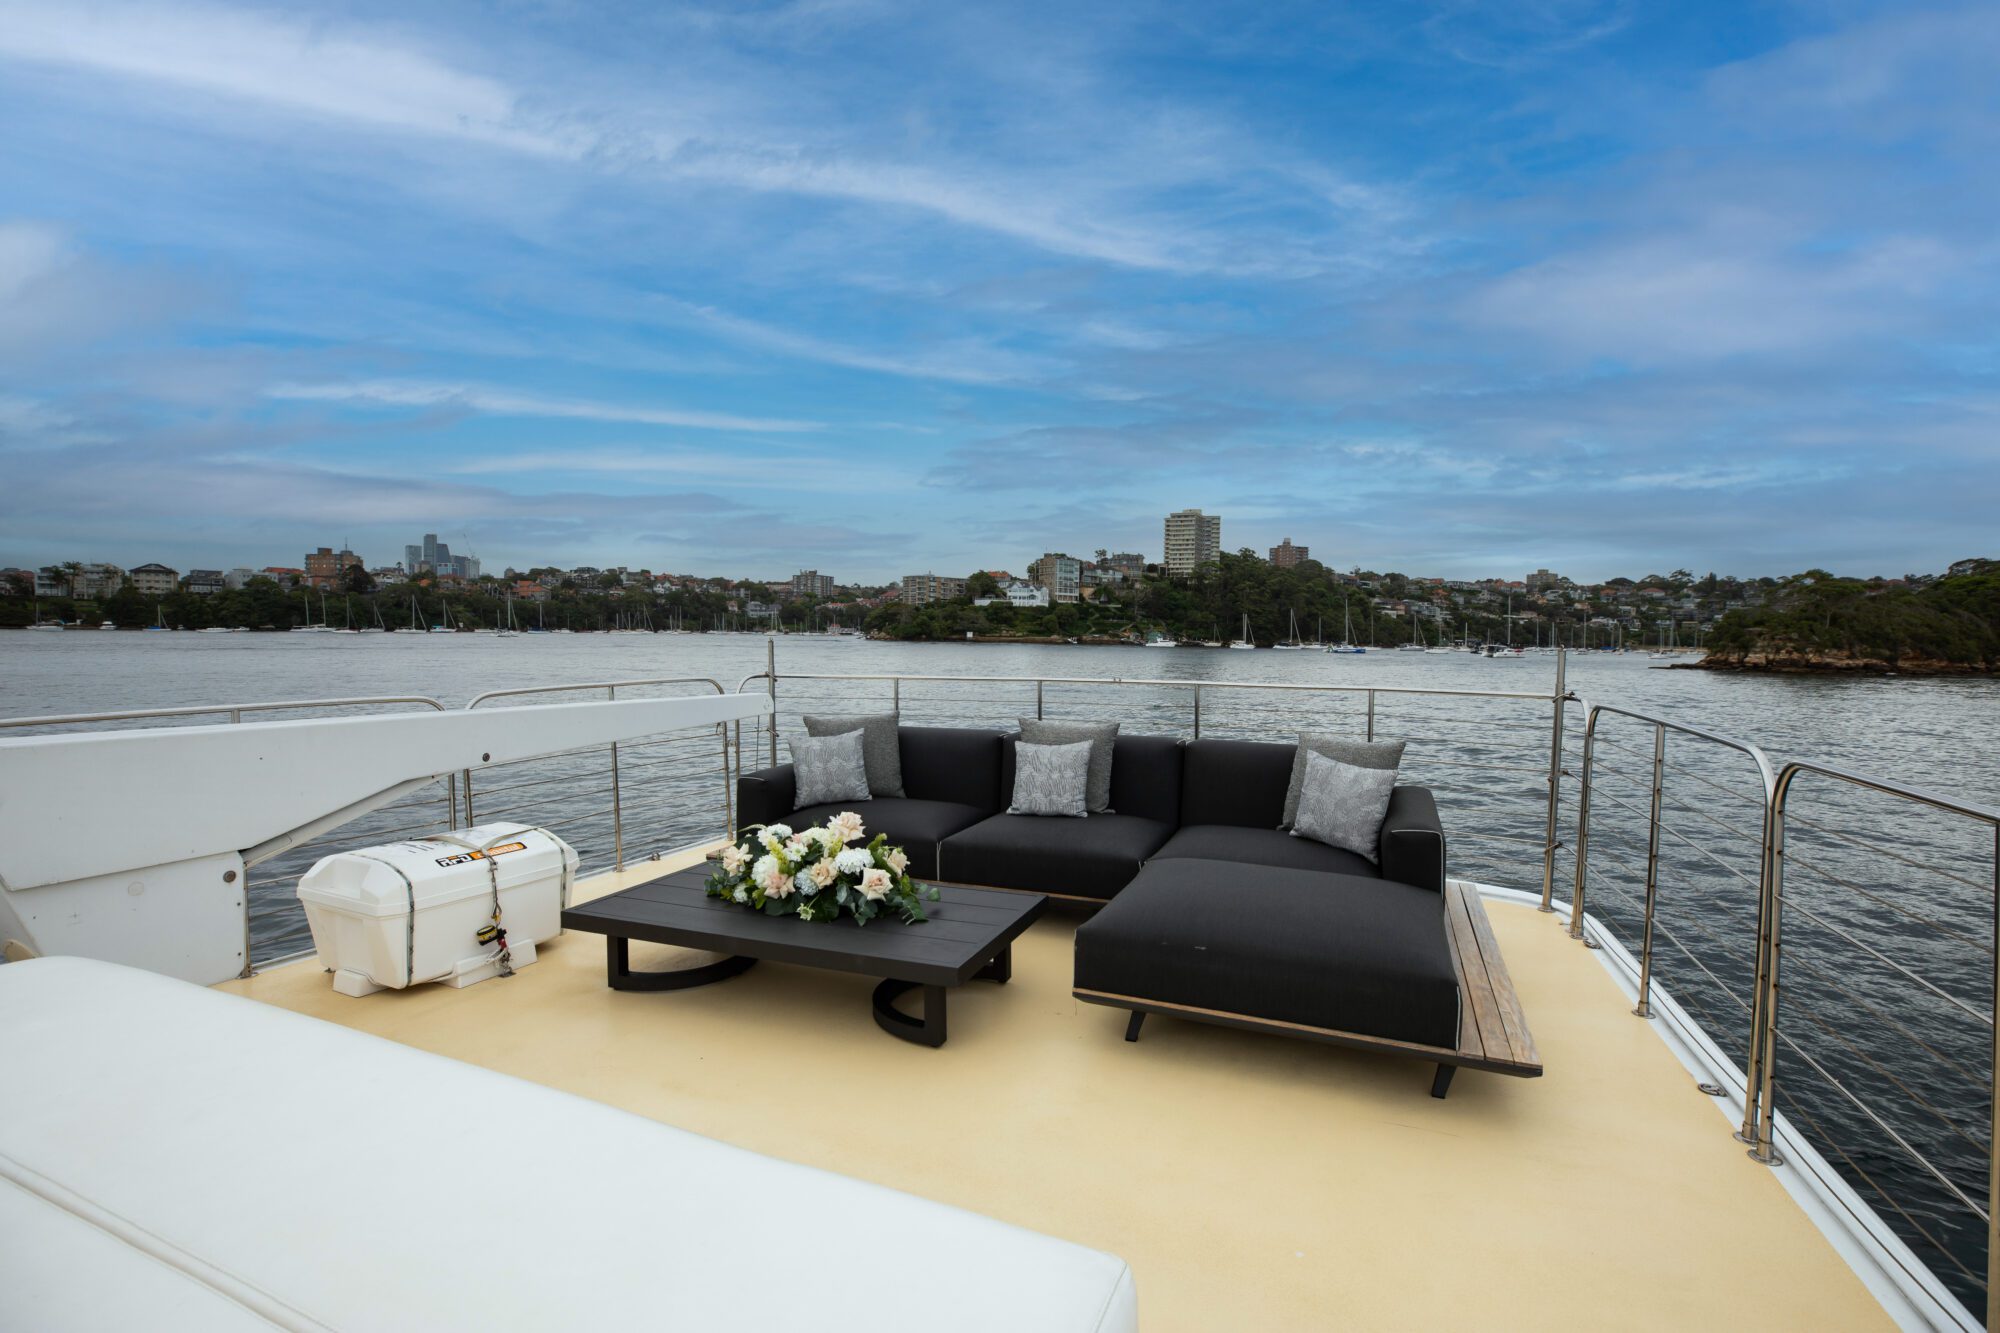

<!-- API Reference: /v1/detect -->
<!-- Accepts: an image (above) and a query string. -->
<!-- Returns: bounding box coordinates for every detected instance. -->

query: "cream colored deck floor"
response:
[223,856,1890,1332]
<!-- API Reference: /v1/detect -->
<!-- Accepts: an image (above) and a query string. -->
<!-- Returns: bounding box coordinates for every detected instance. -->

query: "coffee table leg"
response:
[871,979,947,1047]
[975,943,1012,984]
[606,935,757,992]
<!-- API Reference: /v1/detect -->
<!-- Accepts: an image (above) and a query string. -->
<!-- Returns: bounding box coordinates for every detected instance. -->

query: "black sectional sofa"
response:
[738,724,1538,1097]
[737,729,1445,900]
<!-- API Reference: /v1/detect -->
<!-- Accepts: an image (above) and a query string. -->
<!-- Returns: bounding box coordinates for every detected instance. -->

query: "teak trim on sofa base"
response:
[1074,883,1543,1087]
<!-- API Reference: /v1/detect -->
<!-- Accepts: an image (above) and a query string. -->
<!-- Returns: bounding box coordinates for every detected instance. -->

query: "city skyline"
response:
[2,3,1995,581]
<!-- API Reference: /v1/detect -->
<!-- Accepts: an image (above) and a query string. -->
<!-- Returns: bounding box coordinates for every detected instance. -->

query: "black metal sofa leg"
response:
[1124,1011,1146,1042]
[1430,1064,1455,1099]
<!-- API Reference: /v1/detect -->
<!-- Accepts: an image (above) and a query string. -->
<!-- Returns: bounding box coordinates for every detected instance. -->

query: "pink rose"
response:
[859,867,893,901]
[829,811,866,844]
[808,859,838,888]
[884,848,909,875]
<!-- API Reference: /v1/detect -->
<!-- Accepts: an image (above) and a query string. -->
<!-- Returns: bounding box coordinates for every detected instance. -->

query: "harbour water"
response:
[5,629,1998,1308]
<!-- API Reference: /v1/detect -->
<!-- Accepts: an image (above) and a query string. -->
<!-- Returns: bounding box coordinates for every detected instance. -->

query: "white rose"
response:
[809,859,839,888]
[884,848,909,875]
[859,867,893,901]
[720,844,748,874]
[829,811,866,844]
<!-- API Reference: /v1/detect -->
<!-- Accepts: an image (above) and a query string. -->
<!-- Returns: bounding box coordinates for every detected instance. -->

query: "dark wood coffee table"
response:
[561,866,1046,1047]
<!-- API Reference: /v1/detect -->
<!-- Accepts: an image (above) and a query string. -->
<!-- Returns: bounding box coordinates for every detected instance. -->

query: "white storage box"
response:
[298,823,578,997]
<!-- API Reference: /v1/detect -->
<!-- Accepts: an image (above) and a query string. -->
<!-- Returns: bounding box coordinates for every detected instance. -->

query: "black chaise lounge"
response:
[737,726,1542,1096]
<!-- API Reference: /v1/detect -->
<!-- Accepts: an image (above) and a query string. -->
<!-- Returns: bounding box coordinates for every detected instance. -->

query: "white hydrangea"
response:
[732,887,749,904]
[758,823,793,851]
[834,848,873,876]
[794,868,819,896]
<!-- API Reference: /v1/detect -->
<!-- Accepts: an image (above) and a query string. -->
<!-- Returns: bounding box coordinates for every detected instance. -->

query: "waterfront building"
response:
[304,546,363,589]
[222,568,259,590]
[789,570,835,600]
[901,573,966,606]
[127,564,179,596]
[403,534,478,580]
[184,569,225,596]
[1028,554,1081,604]
[1162,509,1221,576]
[974,580,1050,609]
[261,567,304,587]
[1269,537,1308,568]
[1096,550,1148,581]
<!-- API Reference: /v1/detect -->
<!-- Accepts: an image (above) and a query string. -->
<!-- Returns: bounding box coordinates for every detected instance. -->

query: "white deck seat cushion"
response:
[0,957,1137,1333]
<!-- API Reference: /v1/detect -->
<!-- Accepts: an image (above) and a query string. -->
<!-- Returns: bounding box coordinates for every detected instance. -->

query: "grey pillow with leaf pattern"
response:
[1290,751,1398,862]
[804,713,905,797]
[1280,733,1405,830]
[789,728,872,809]
[1007,740,1092,818]
[1018,718,1118,812]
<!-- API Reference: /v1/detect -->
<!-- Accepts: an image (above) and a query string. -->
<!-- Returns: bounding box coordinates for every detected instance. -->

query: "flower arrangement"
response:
[706,812,938,925]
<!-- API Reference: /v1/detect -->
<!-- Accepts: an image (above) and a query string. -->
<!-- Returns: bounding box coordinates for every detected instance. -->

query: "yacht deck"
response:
[220,850,1891,1331]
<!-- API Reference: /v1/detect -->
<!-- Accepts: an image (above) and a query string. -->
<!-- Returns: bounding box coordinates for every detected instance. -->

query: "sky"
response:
[0,0,1995,584]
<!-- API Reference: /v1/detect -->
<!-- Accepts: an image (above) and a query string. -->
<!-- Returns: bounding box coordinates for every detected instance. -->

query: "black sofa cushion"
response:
[1153,824,1380,879]
[900,727,1007,812]
[1179,739,1294,828]
[940,813,1174,900]
[1000,733,1184,826]
[1073,858,1460,1049]
[785,798,989,881]
[1379,786,1447,894]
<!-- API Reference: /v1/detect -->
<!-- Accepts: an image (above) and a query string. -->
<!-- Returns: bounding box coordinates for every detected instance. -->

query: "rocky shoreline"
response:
[1680,653,1996,677]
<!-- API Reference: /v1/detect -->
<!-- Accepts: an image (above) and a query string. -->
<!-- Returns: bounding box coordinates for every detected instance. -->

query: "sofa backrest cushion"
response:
[999,733,1183,824]
[898,726,1007,811]
[1180,738,1295,828]
[1108,734,1183,825]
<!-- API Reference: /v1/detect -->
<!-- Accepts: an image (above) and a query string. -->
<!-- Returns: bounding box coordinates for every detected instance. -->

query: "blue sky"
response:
[0,0,1994,583]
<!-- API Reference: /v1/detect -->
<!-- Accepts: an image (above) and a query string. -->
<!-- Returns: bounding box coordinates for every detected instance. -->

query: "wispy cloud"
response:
[264,380,820,433]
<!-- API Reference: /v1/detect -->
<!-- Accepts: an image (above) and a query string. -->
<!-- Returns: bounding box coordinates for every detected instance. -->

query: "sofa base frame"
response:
[1075,883,1542,1098]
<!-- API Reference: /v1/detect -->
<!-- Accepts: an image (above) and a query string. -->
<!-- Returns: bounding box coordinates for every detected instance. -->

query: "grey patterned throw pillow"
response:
[1007,740,1092,818]
[1280,733,1405,830]
[803,713,905,797]
[1017,718,1118,812]
[789,729,872,809]
[1290,751,1398,862]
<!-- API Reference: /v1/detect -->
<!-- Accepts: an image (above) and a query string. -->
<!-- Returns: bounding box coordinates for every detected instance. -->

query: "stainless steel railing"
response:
[735,646,1574,898]
[465,678,733,873]
[1565,697,2000,1325]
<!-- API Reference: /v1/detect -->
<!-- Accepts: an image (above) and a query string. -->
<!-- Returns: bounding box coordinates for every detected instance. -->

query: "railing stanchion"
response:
[1036,680,1045,721]
[766,638,779,767]
[1540,648,1567,913]
[891,676,900,720]
[1634,723,1665,1017]
[1743,769,1790,1163]
[462,769,475,827]
[609,684,623,871]
[1193,684,1202,739]
[722,723,735,839]
[1988,824,1999,1332]
[1566,703,1595,936]
[1365,690,1375,743]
